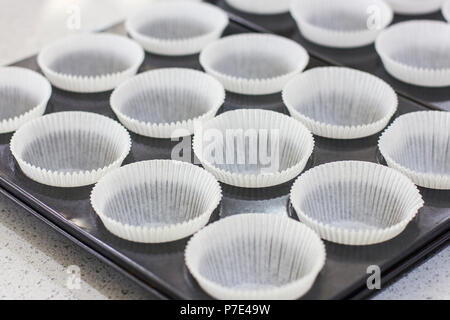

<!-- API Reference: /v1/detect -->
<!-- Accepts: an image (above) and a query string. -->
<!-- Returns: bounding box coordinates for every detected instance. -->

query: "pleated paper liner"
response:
[290,161,424,245]
[199,33,309,95]
[282,67,398,139]
[185,213,326,300]
[379,111,450,190]
[193,109,314,188]
[290,0,393,48]
[126,0,228,56]
[443,0,450,23]
[375,20,450,87]
[110,68,225,138]
[385,0,444,15]
[90,160,222,243]
[10,111,131,187]
[0,67,51,133]
[225,0,291,15]
[37,33,144,93]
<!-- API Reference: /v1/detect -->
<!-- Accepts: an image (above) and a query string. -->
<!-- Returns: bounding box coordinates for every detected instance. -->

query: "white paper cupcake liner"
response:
[290,0,393,48]
[10,111,131,187]
[385,0,444,15]
[282,67,398,139]
[125,1,228,56]
[193,109,314,188]
[185,213,326,300]
[375,20,450,87]
[225,0,291,15]
[442,0,450,23]
[291,161,424,245]
[91,160,222,243]
[37,33,144,93]
[199,33,309,95]
[0,67,51,134]
[110,68,225,138]
[379,111,450,190]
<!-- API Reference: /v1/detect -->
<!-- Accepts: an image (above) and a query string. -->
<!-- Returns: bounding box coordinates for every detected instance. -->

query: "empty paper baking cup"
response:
[185,213,326,300]
[199,33,309,95]
[379,111,450,190]
[442,0,450,23]
[282,67,398,139]
[110,68,225,138]
[385,0,444,15]
[10,111,131,187]
[125,1,228,56]
[0,67,51,134]
[91,160,222,243]
[37,33,144,93]
[375,20,450,87]
[225,0,291,14]
[290,0,393,48]
[193,109,314,188]
[291,161,423,245]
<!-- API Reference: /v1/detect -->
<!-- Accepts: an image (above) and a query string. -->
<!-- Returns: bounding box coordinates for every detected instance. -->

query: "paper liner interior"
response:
[110,68,225,138]
[0,67,51,133]
[185,213,326,300]
[126,1,228,56]
[375,20,450,87]
[193,109,314,188]
[199,33,309,95]
[10,111,131,187]
[90,160,222,243]
[225,0,292,14]
[385,0,444,15]
[282,67,398,139]
[37,33,144,93]
[291,161,424,245]
[379,111,450,190]
[290,0,393,48]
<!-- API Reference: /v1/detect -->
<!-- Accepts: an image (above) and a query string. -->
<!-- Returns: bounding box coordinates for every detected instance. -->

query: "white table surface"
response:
[0,0,448,300]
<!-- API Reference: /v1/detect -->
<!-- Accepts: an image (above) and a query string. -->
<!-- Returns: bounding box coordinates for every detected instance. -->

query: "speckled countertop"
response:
[0,0,449,300]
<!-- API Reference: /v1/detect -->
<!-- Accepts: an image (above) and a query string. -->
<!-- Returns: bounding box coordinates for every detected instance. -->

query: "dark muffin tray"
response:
[210,0,450,112]
[0,15,449,300]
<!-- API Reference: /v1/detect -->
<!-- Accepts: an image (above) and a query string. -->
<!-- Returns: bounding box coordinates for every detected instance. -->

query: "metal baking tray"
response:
[209,0,450,112]
[0,16,449,300]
